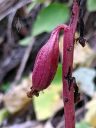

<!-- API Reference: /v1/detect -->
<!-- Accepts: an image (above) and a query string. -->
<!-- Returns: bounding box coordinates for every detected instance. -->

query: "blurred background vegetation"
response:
[0,0,96,128]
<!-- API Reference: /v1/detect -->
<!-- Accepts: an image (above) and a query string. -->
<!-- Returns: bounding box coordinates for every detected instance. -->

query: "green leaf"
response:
[52,64,62,85]
[19,37,31,46]
[87,0,96,12]
[1,83,10,92]
[27,1,37,12]
[76,121,91,128]
[32,3,70,36]
[0,109,9,124]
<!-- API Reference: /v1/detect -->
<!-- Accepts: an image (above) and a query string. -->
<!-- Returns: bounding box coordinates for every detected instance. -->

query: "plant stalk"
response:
[62,0,80,128]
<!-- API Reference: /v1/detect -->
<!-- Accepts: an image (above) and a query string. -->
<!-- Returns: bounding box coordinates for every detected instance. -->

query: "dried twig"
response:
[14,37,35,84]
[7,11,16,44]
[0,0,32,21]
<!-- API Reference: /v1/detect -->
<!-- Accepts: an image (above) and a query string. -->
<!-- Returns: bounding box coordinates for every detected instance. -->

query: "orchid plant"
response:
[27,0,86,128]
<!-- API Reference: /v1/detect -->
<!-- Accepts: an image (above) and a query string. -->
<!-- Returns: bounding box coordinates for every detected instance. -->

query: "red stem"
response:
[63,1,80,128]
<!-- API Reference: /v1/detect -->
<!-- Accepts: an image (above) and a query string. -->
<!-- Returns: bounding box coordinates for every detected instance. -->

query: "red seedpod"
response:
[27,28,60,98]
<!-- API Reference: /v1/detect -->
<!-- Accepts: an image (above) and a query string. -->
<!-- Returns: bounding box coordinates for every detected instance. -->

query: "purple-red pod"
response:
[27,29,59,98]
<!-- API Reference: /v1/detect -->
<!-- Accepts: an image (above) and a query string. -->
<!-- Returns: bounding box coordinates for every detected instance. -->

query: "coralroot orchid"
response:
[27,25,68,97]
[27,0,85,128]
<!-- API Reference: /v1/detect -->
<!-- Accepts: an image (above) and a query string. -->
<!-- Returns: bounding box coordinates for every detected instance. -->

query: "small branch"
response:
[13,37,35,85]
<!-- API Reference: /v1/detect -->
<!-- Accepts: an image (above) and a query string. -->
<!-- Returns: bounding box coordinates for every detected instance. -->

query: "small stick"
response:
[13,37,35,85]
